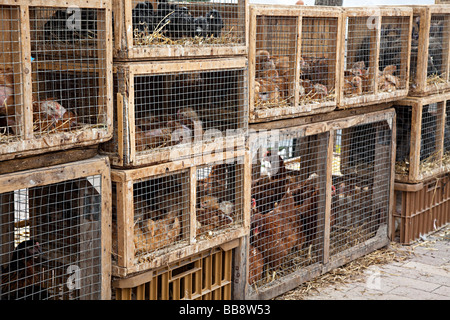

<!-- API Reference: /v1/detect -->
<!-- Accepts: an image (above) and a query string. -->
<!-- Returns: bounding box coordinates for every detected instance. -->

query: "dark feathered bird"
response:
[193,16,210,37]
[132,1,156,34]
[1,239,49,300]
[167,6,194,39]
[206,9,224,38]
[44,8,97,42]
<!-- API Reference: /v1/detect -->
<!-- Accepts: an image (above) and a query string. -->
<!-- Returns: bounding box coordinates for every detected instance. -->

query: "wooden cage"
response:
[113,239,238,300]
[394,174,450,244]
[101,58,248,168]
[0,0,113,161]
[409,5,450,97]
[0,155,111,300]
[393,92,450,184]
[248,5,341,123]
[337,7,412,109]
[112,0,248,60]
[111,150,250,277]
[236,108,394,300]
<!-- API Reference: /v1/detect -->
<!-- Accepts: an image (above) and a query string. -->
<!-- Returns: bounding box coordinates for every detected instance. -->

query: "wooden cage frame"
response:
[111,149,250,278]
[408,5,450,97]
[248,5,342,123]
[234,108,395,300]
[102,57,248,168]
[0,155,112,300]
[112,0,248,61]
[0,0,113,161]
[394,92,450,184]
[337,6,412,109]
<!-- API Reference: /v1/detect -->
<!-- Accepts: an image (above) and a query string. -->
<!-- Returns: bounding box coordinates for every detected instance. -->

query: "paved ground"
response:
[278,224,450,300]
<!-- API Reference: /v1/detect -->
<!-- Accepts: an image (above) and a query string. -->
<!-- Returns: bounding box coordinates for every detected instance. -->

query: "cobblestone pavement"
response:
[278,224,450,300]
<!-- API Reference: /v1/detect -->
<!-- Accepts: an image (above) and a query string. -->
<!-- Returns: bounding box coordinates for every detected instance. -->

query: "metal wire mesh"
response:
[420,103,444,166]
[0,176,103,300]
[196,158,244,238]
[411,13,450,88]
[132,68,245,155]
[394,105,412,172]
[249,130,328,289]
[300,16,338,104]
[445,100,450,155]
[0,5,22,142]
[131,0,245,47]
[344,16,377,96]
[30,7,107,136]
[379,16,409,91]
[254,15,297,108]
[132,171,190,259]
[331,121,391,256]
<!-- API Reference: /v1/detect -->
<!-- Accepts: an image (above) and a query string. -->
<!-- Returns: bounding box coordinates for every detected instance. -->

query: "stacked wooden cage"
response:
[0,0,113,160]
[101,58,248,167]
[248,5,342,123]
[106,0,249,299]
[0,156,112,300]
[409,5,450,97]
[337,7,412,109]
[236,108,395,300]
[0,0,114,301]
[112,0,248,60]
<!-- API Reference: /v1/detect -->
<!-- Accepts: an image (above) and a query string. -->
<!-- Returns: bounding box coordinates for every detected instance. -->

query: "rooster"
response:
[248,243,264,285]
[1,239,49,300]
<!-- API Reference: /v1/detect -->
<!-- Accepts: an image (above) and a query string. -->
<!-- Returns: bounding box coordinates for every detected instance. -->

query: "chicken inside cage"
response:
[395,103,444,176]
[131,69,244,153]
[411,14,449,88]
[0,6,107,141]
[131,0,244,46]
[444,101,450,160]
[248,133,327,288]
[0,6,23,142]
[196,161,243,237]
[330,122,391,256]
[254,16,297,108]
[0,176,103,300]
[131,173,189,258]
[344,16,406,97]
[299,17,338,104]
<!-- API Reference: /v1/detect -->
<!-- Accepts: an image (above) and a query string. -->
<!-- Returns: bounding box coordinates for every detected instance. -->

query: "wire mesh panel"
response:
[248,128,328,294]
[410,6,450,96]
[196,158,244,239]
[0,156,111,300]
[113,242,236,300]
[0,5,22,143]
[102,59,247,167]
[338,7,411,108]
[330,118,392,257]
[394,94,450,184]
[111,151,248,277]
[114,0,247,60]
[0,1,112,160]
[248,5,340,123]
